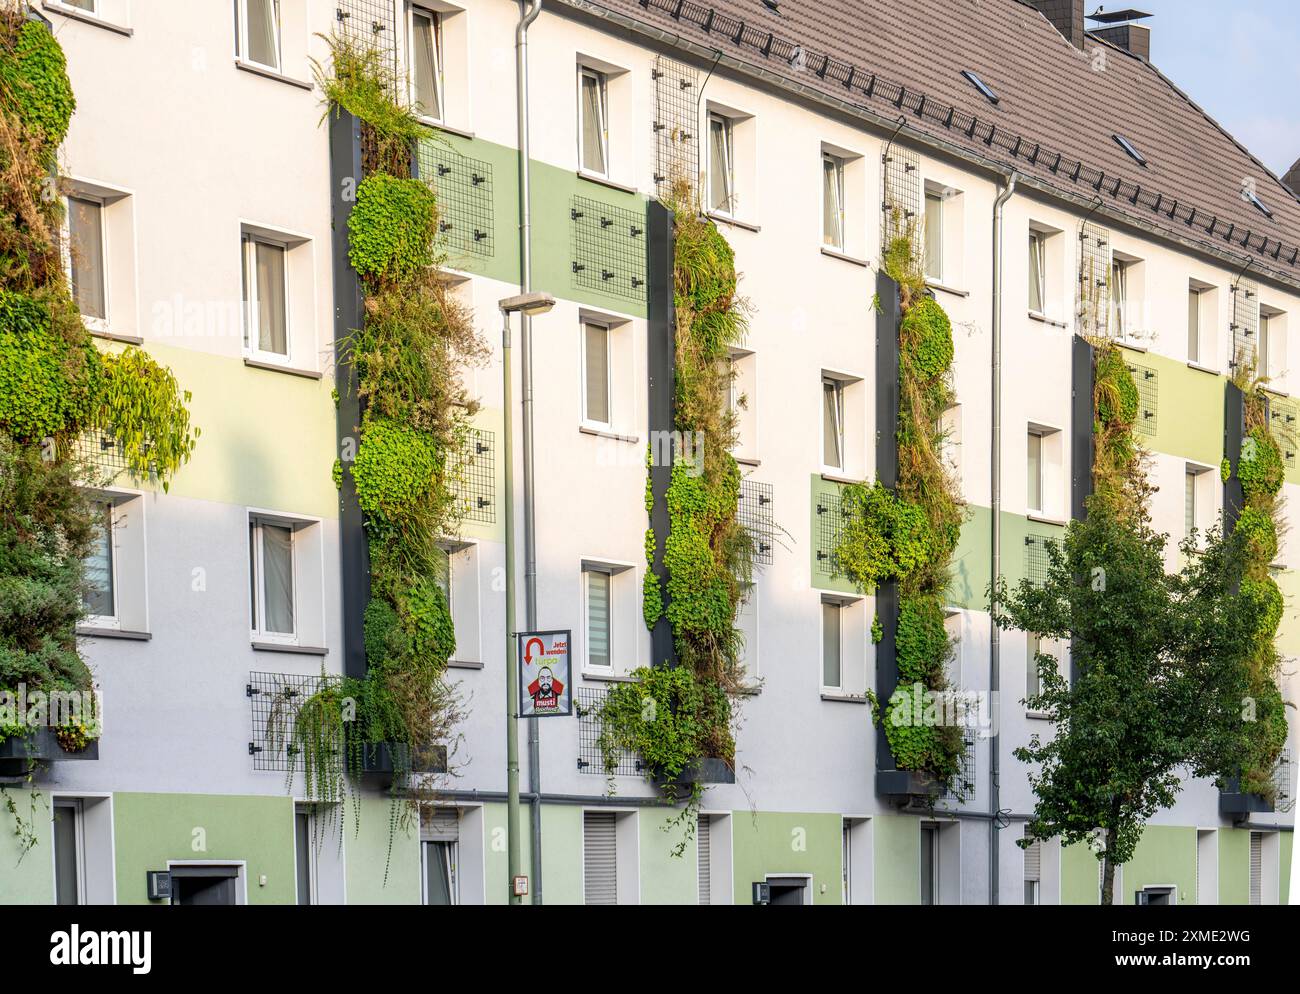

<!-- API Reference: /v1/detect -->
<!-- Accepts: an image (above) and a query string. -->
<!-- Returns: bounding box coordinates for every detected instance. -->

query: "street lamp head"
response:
[498,291,556,317]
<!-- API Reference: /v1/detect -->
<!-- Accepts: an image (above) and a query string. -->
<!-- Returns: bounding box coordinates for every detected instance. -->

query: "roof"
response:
[563,0,1300,285]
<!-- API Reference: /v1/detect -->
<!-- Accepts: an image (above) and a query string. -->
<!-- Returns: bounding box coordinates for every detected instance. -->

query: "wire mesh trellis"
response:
[881,141,920,249]
[1230,278,1259,373]
[248,670,336,773]
[1274,747,1295,814]
[631,0,1300,281]
[939,728,978,800]
[71,428,131,486]
[1125,360,1158,438]
[569,196,648,303]
[1269,397,1298,469]
[1077,221,1111,336]
[576,686,643,777]
[653,54,699,197]
[417,139,495,259]
[334,0,399,79]
[1024,535,1057,588]
[814,487,851,581]
[447,427,495,525]
[738,478,774,566]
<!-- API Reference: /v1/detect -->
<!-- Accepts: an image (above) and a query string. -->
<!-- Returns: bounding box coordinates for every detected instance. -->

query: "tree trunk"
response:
[1101,826,1119,905]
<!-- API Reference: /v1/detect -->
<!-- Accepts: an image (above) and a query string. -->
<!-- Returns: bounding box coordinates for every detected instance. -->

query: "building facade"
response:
[1,0,1294,905]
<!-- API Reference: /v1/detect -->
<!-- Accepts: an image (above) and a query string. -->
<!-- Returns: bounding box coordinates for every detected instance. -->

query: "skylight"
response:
[1244,188,1274,219]
[1113,133,1147,167]
[960,70,999,105]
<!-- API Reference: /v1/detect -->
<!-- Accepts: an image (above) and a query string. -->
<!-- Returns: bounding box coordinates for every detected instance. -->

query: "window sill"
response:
[1026,513,1067,527]
[1027,311,1068,329]
[43,2,132,36]
[251,642,328,656]
[1263,386,1290,399]
[1186,361,1221,376]
[1116,340,1148,354]
[243,357,323,380]
[77,626,151,641]
[821,247,869,267]
[579,424,640,444]
[576,171,639,196]
[734,455,761,467]
[581,670,638,684]
[820,471,866,486]
[447,659,484,670]
[735,684,762,696]
[821,692,867,704]
[1025,710,1053,721]
[926,280,970,298]
[421,119,474,141]
[707,212,761,233]
[234,59,312,91]
[90,328,144,345]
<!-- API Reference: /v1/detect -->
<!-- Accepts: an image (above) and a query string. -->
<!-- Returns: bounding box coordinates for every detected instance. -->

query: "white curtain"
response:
[412,12,441,120]
[580,71,606,174]
[822,379,842,469]
[247,0,280,69]
[261,523,294,635]
[584,324,610,423]
[69,198,105,320]
[822,157,842,249]
[709,116,731,212]
[256,241,287,356]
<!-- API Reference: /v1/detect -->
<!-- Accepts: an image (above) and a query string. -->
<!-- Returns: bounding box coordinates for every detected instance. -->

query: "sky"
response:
[1137,0,1300,178]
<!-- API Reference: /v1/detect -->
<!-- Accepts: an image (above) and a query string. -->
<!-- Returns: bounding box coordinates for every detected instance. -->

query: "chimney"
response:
[1027,0,1088,49]
[1086,8,1153,60]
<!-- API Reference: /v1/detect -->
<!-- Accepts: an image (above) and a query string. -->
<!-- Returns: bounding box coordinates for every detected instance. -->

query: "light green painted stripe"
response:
[344,793,421,904]
[1061,841,1101,905]
[729,810,843,905]
[950,504,1065,611]
[873,811,920,904]
[1122,825,1197,905]
[1218,826,1251,905]
[638,807,697,904]
[809,474,857,595]
[112,791,296,905]
[1118,345,1225,468]
[0,789,54,903]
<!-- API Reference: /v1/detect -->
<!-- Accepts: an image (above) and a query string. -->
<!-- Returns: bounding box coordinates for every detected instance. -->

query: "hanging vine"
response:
[0,4,196,855]
[839,222,969,795]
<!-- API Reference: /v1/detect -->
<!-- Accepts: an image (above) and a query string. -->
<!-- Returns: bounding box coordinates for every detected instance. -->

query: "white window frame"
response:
[82,498,119,629]
[241,233,291,363]
[1026,429,1045,515]
[580,320,613,429]
[293,806,317,906]
[249,516,297,644]
[1188,283,1203,364]
[707,112,735,216]
[52,798,86,906]
[1259,311,1272,379]
[577,65,610,177]
[62,193,109,333]
[923,190,944,282]
[822,152,845,251]
[421,839,460,905]
[920,822,940,905]
[583,568,613,672]
[1110,259,1129,339]
[821,375,846,473]
[236,0,282,73]
[408,4,445,125]
[1028,229,1047,315]
[820,599,843,693]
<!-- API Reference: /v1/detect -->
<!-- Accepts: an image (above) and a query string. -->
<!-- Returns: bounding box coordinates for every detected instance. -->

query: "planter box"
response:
[877,769,941,805]
[653,757,735,799]
[0,727,100,778]
[1219,778,1273,817]
[347,740,448,788]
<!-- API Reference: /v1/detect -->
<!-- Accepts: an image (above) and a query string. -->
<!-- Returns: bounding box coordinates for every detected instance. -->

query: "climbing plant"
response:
[600,180,751,844]
[291,34,483,856]
[0,4,196,856]
[838,227,969,796]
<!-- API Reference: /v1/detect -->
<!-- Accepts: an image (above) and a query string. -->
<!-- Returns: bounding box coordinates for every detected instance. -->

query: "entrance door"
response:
[766,876,810,905]
[170,867,239,905]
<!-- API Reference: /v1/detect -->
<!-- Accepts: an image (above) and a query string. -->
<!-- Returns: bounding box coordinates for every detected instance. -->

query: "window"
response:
[410,6,444,122]
[422,837,459,905]
[736,582,759,683]
[1249,831,1263,905]
[841,820,852,904]
[960,69,999,104]
[1023,828,1041,905]
[1027,430,1043,514]
[65,0,97,9]
[1184,469,1197,542]
[584,569,611,670]
[1188,285,1202,363]
[920,823,939,905]
[82,499,115,623]
[583,811,618,905]
[53,800,84,906]
[242,235,288,359]
[697,813,712,905]
[236,0,281,72]
[249,518,295,641]
[581,321,611,426]
[822,376,845,470]
[822,152,845,250]
[65,196,106,324]
[729,348,757,459]
[924,190,943,281]
[1028,229,1046,314]
[1110,260,1129,338]
[578,66,609,176]
[1112,133,1147,167]
[294,807,315,906]
[1259,311,1273,378]
[708,113,735,214]
[821,600,842,691]
[1026,634,1041,703]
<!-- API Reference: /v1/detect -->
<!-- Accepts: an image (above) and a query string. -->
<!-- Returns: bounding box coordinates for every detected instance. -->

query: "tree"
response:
[993,498,1263,904]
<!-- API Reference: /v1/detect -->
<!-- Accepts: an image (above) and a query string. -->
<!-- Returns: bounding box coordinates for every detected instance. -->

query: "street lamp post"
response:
[497,291,554,905]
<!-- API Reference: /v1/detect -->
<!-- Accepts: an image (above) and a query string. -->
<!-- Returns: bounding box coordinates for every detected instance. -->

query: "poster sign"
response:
[518,630,573,718]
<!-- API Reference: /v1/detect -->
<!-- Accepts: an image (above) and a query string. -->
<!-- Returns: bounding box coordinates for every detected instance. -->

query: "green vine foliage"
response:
[348,174,438,285]
[0,11,194,847]
[836,228,968,795]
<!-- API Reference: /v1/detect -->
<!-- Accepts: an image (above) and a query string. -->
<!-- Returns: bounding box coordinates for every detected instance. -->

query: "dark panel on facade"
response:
[646,200,677,668]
